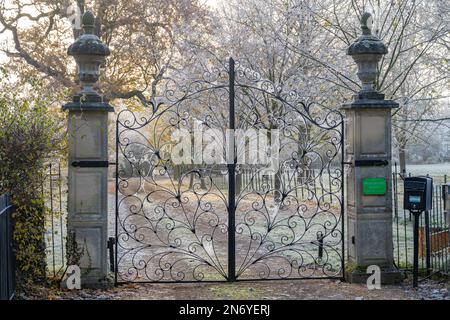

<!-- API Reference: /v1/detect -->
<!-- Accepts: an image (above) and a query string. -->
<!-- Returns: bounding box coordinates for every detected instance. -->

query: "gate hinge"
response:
[354,159,389,167]
[343,159,389,167]
[71,160,116,168]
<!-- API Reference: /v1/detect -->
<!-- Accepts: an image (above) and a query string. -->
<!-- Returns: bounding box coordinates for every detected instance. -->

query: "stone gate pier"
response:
[62,11,113,288]
[343,13,402,284]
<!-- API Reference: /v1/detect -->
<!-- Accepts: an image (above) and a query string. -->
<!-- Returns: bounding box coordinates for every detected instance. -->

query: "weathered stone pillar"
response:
[62,11,113,287]
[343,13,401,283]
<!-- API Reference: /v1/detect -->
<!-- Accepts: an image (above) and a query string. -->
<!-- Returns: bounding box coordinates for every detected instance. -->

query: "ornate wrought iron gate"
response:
[115,58,344,283]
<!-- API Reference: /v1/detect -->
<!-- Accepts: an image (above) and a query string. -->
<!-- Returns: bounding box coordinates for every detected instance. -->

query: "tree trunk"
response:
[236,172,242,195]
[173,165,181,181]
[399,145,406,175]
[200,174,207,190]
[274,172,282,203]
[189,170,194,189]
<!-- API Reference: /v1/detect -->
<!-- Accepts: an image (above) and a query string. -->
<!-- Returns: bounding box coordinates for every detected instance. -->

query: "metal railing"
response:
[392,164,450,278]
[0,161,67,300]
[42,162,67,278]
[0,193,15,300]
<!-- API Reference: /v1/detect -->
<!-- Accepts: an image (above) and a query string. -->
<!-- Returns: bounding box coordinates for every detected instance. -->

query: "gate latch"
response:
[107,237,116,272]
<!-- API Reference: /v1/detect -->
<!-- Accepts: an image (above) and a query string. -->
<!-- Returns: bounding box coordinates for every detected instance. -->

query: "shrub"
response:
[0,81,65,290]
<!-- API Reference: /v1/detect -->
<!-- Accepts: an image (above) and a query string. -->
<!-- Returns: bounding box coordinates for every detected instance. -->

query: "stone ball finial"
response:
[361,12,373,35]
[82,11,95,34]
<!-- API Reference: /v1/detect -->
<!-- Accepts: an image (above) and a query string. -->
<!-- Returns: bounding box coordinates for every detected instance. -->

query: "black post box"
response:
[403,176,433,212]
[403,176,433,289]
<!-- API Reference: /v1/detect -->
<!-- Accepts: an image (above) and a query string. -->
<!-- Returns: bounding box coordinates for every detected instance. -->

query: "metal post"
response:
[115,119,119,285]
[412,211,422,288]
[58,163,64,272]
[424,210,431,274]
[227,57,236,282]
[49,163,56,277]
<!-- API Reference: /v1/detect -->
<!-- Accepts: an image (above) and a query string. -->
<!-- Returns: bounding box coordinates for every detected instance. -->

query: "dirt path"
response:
[45,278,449,300]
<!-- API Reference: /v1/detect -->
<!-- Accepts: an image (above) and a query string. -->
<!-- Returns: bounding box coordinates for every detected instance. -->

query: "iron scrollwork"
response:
[115,58,344,283]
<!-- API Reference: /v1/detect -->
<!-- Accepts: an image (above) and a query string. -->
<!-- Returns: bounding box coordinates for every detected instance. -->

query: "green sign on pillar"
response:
[363,177,387,196]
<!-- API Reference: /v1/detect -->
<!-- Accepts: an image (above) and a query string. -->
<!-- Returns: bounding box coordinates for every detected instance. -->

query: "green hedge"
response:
[0,81,65,290]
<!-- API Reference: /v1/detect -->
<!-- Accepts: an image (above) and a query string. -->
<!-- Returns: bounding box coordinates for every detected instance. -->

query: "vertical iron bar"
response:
[439,184,443,272]
[287,169,291,191]
[434,185,437,271]
[115,117,119,285]
[301,172,304,199]
[328,170,332,203]
[58,163,64,271]
[258,170,261,191]
[408,173,412,221]
[2,195,8,299]
[1,195,4,298]
[433,185,437,272]
[419,212,423,270]
[7,195,12,299]
[444,181,449,273]
[442,184,447,273]
[424,210,431,274]
[442,184,446,273]
[401,176,409,268]
[294,170,298,198]
[393,167,400,267]
[49,163,56,277]
[438,185,443,272]
[340,118,345,280]
[4,194,12,299]
[312,168,316,197]
[319,170,325,200]
[227,57,236,282]
[413,211,420,288]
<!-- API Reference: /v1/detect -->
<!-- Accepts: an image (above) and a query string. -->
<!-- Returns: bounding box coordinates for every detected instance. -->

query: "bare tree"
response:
[280,0,450,172]
[0,0,213,106]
